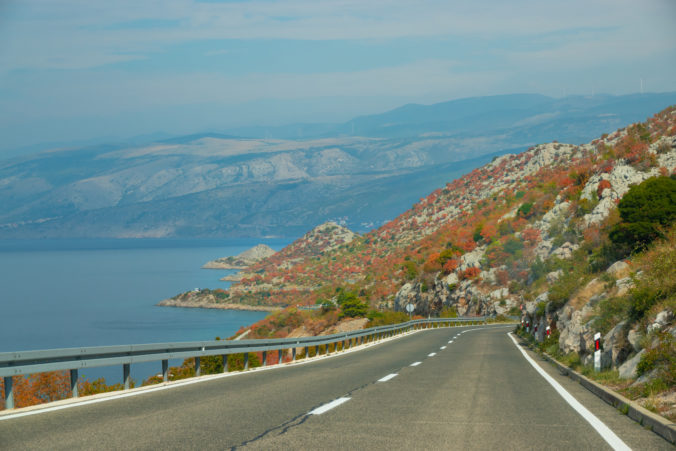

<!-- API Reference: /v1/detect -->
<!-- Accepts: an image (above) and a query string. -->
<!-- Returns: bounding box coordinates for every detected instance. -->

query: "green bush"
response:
[609,176,676,255]
[403,260,418,280]
[518,202,534,218]
[439,306,458,318]
[535,302,547,318]
[368,310,410,326]
[337,289,369,318]
[636,332,675,385]
[227,352,261,371]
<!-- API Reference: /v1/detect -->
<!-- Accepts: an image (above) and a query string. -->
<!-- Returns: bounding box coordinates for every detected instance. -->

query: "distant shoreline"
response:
[157,297,281,312]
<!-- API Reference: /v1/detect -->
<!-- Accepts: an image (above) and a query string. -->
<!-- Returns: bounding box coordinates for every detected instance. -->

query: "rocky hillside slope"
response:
[176,107,675,312]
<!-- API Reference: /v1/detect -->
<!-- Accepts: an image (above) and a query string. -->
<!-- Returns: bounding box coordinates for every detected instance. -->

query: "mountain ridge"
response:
[2,92,676,239]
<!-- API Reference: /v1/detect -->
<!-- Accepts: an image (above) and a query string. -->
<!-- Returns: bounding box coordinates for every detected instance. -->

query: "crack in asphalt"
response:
[230,357,425,449]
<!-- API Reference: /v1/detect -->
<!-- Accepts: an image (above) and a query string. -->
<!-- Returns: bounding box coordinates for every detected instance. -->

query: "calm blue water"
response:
[0,238,289,383]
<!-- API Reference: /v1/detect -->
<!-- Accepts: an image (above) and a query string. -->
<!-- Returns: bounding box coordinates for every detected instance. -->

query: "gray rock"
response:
[534,238,553,260]
[615,277,634,296]
[600,349,613,369]
[546,270,563,284]
[490,287,509,300]
[655,310,673,326]
[627,327,643,352]
[458,246,485,272]
[618,350,645,379]
[633,368,659,386]
[551,242,579,260]
[606,260,630,278]
[444,272,459,286]
[588,293,607,307]
[525,301,538,316]
[647,310,673,334]
[583,354,593,367]
[603,320,630,367]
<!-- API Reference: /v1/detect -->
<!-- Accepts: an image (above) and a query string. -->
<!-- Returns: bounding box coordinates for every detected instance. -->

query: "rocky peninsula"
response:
[202,244,276,269]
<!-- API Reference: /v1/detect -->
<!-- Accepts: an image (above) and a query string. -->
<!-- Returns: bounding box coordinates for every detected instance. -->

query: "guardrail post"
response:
[278,349,283,365]
[243,353,249,370]
[3,376,14,409]
[123,364,131,390]
[222,355,228,373]
[70,369,79,398]
[195,357,201,377]
[262,351,267,366]
[292,347,297,361]
[304,346,309,359]
[162,359,169,381]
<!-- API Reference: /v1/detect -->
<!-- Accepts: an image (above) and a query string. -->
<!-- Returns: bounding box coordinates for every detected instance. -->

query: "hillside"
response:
[2,93,676,239]
[179,107,673,311]
[169,106,676,417]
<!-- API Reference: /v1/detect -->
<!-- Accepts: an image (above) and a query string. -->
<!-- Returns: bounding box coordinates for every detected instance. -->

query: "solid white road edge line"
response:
[410,362,422,367]
[308,397,351,415]
[378,373,398,382]
[508,333,630,451]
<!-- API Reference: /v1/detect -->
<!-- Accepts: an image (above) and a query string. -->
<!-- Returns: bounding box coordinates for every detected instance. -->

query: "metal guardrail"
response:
[1,317,486,410]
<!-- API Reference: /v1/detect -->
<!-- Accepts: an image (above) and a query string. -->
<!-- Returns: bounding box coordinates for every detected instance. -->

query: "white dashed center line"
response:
[309,397,351,415]
[448,340,454,343]
[410,361,422,367]
[378,373,398,383]
[440,346,447,350]
[428,352,437,357]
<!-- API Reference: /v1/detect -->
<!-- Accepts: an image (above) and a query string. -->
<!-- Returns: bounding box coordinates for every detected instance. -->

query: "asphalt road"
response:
[0,325,671,450]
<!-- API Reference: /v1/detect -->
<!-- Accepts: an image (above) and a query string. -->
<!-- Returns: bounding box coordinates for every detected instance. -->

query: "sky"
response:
[0,0,675,157]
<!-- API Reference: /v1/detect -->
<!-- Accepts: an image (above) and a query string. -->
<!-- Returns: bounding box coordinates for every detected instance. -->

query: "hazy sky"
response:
[1,0,675,156]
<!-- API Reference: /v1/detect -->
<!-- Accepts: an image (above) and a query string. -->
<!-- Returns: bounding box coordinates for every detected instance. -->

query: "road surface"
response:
[0,325,670,450]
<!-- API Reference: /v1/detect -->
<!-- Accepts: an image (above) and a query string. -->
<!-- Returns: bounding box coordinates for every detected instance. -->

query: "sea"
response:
[0,238,289,384]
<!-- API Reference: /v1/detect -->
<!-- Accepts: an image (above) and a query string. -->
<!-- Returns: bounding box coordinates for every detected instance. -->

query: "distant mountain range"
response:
[1,92,675,239]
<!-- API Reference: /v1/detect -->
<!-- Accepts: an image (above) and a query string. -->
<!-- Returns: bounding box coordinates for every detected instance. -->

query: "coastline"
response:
[201,263,248,270]
[157,297,281,312]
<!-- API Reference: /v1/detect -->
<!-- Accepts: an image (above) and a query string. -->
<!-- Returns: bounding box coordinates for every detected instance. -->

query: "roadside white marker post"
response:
[594,333,601,372]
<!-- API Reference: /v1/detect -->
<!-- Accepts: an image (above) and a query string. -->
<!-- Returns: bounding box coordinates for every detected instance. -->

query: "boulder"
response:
[444,272,459,286]
[618,350,645,379]
[606,260,630,279]
[584,197,618,227]
[627,327,643,352]
[615,277,634,297]
[551,242,579,260]
[648,310,673,334]
[546,270,563,284]
[459,246,485,272]
[609,164,652,197]
[603,320,630,367]
[490,287,509,300]
[534,239,553,260]
[633,368,659,386]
